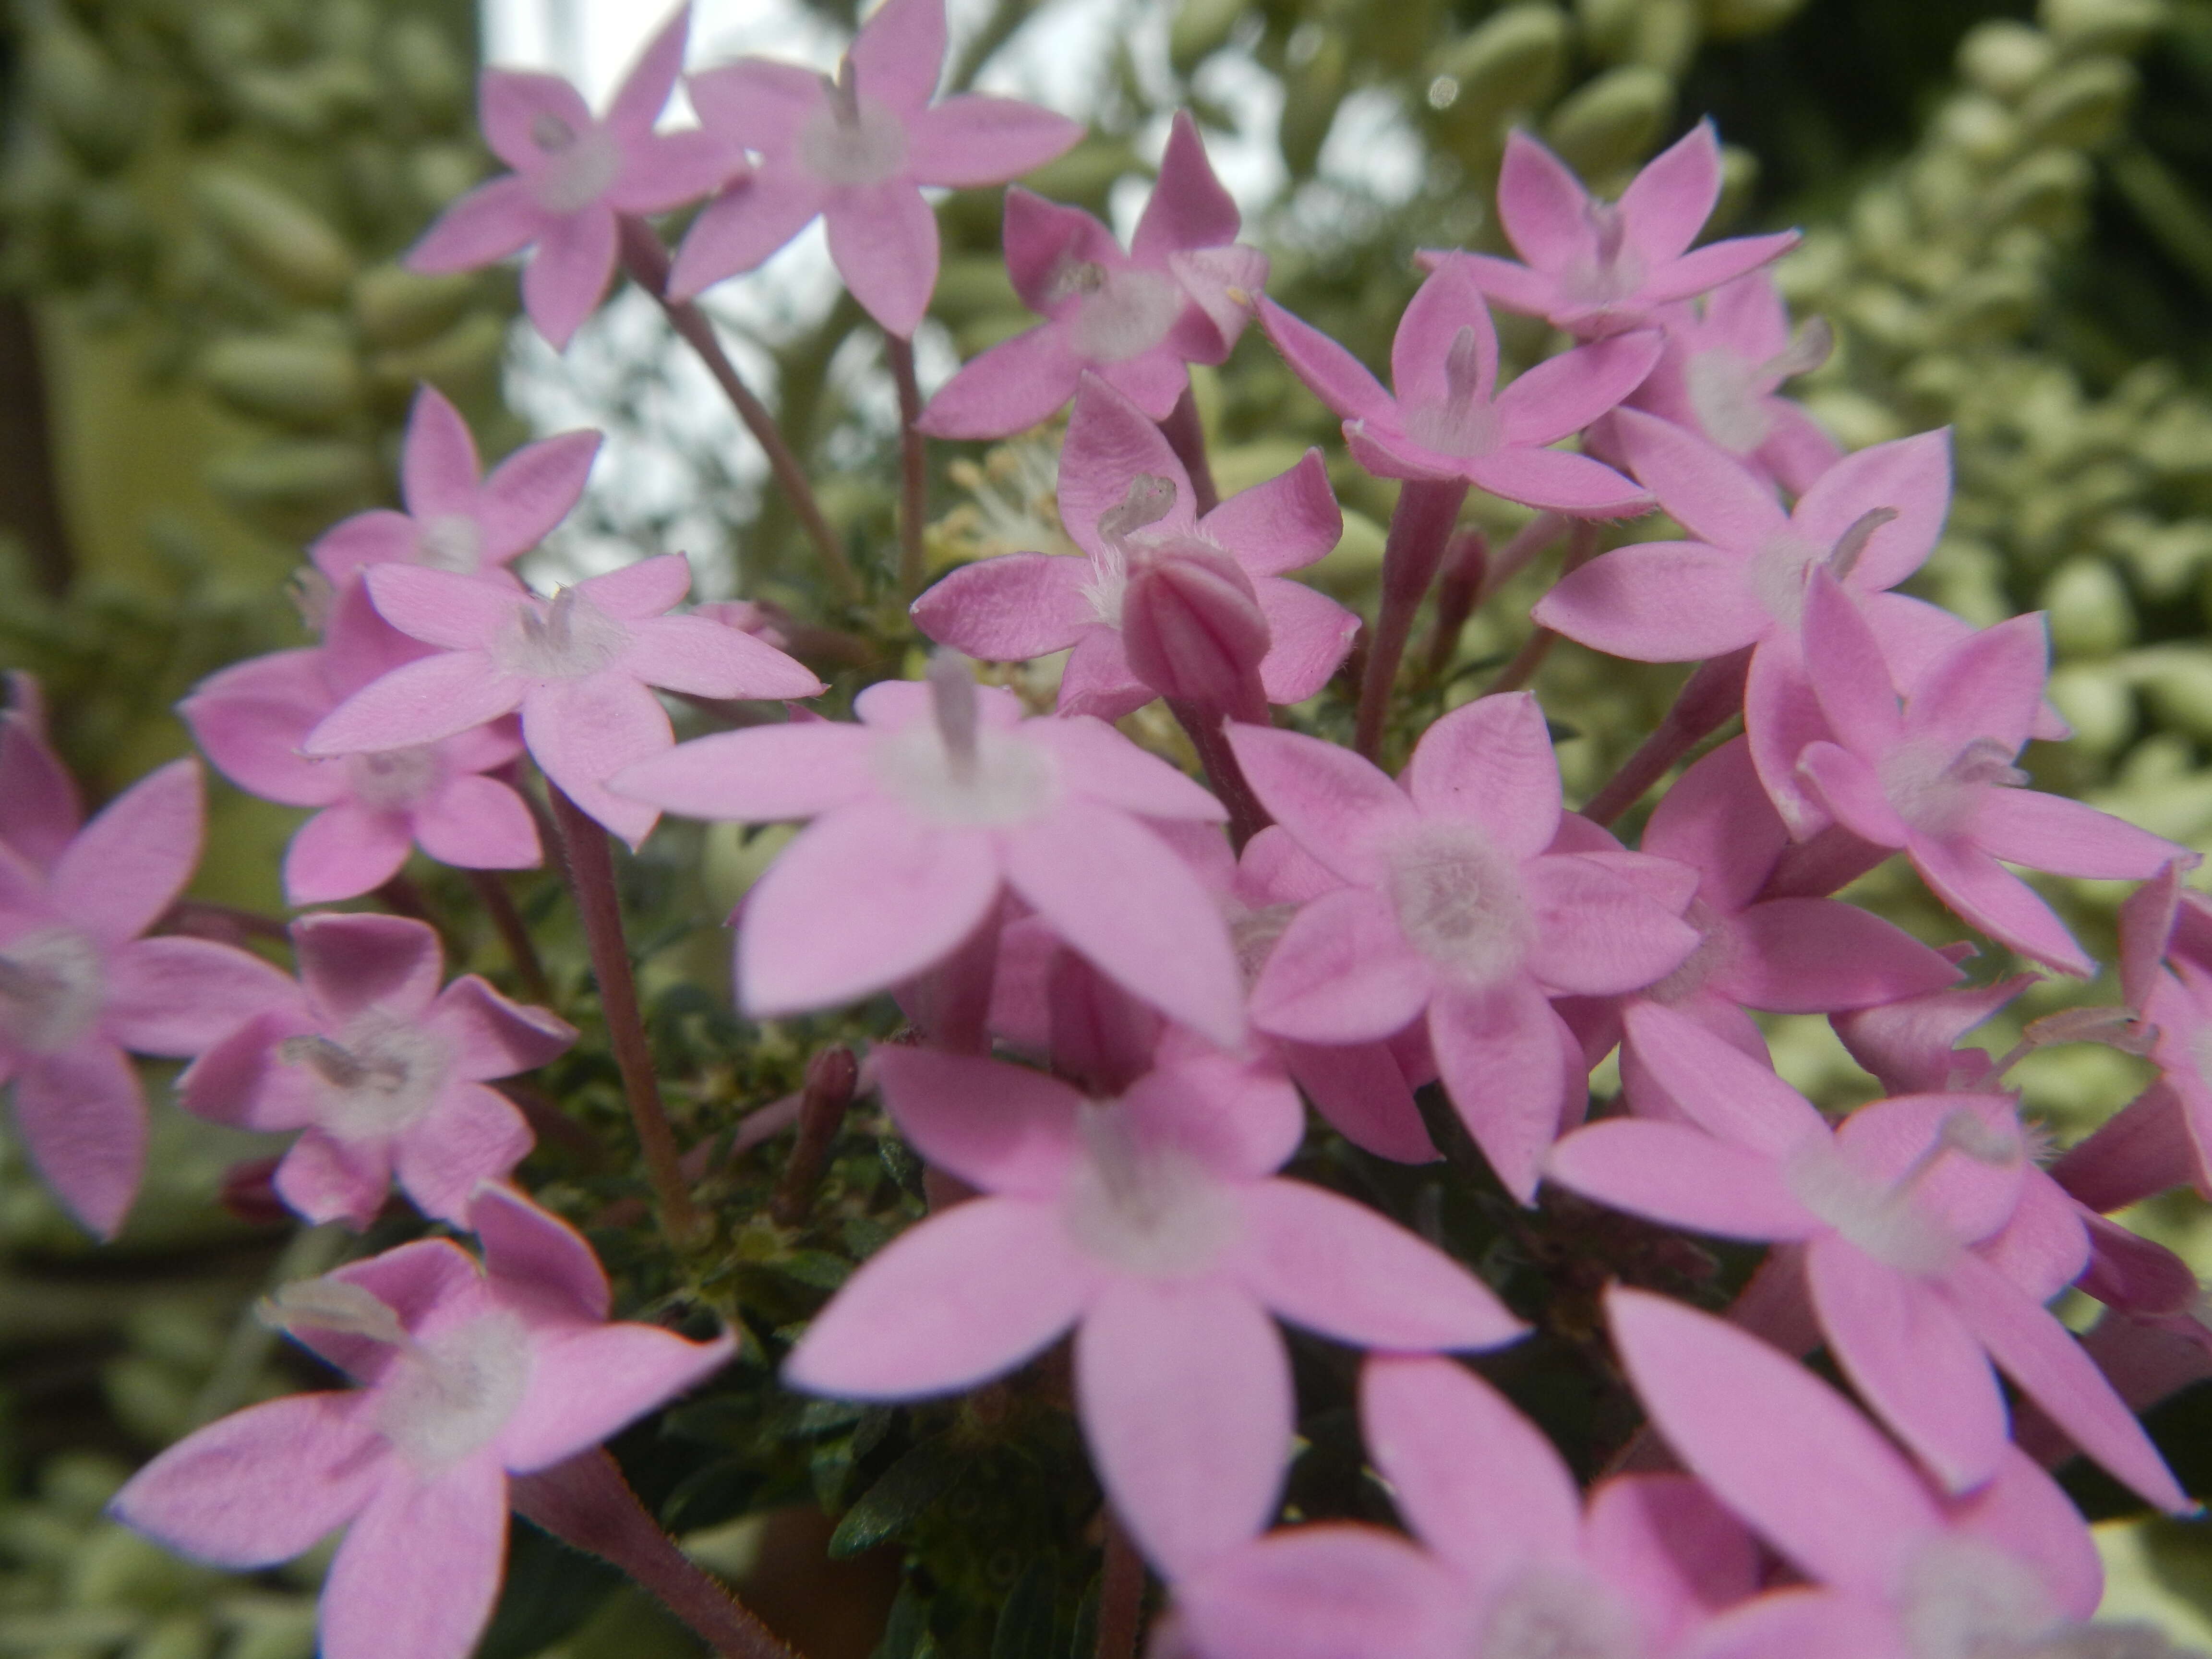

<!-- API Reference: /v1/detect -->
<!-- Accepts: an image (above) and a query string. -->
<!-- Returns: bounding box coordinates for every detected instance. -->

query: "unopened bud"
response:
[1120,543,1271,719]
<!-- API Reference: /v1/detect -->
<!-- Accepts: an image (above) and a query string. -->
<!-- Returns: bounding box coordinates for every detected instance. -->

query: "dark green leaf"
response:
[873,1581,930,1659]
[990,1556,1061,1659]
[830,1434,966,1557]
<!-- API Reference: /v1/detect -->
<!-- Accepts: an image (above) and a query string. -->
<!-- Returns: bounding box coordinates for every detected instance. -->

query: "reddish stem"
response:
[887,332,930,601]
[1169,699,1272,852]
[1579,647,1753,828]
[1156,385,1219,517]
[1485,520,1599,696]
[546,782,703,1245]
[1356,479,1469,760]
[770,1046,859,1226]
[1420,527,1489,683]
[511,1450,800,1659]
[1094,1511,1146,1659]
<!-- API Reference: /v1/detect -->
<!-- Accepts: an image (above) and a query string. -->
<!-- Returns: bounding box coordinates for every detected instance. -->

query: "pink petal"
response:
[1545,1119,1818,1239]
[1056,625,1153,721]
[13,1041,145,1238]
[1611,407,1788,551]
[1130,1050,1306,1180]
[1448,249,1558,317]
[1533,540,1767,662]
[1494,330,1664,447]
[522,204,619,349]
[611,721,876,822]
[284,803,415,904]
[1637,232,1800,309]
[1428,979,1571,1202]
[1237,1179,1524,1351]
[1802,569,1905,755]
[521,675,672,848]
[573,551,690,618]
[1584,1475,1761,1646]
[1683,1588,1908,1659]
[1939,1250,2189,1513]
[312,512,426,584]
[177,1010,314,1133]
[1910,836,2091,977]
[110,1393,384,1569]
[1205,449,1341,576]
[739,808,1002,1016]
[1279,1039,1438,1163]
[1974,786,2182,881]
[1253,577,1358,704]
[1249,886,1432,1044]
[602,5,690,139]
[1059,373,1197,561]
[825,184,939,337]
[1360,1354,1577,1579]
[1004,799,1247,1048]
[0,691,80,867]
[295,911,443,1022]
[1982,1174,2092,1305]
[1640,737,1783,914]
[1495,130,1598,272]
[1402,692,1561,859]
[912,553,1096,660]
[1806,1232,2008,1494]
[870,1047,1082,1197]
[473,1184,610,1324]
[1131,110,1240,262]
[1798,743,1910,848]
[50,758,201,949]
[1619,999,1827,1154]
[905,94,1082,187]
[318,1458,507,1659]
[621,613,822,699]
[407,175,547,273]
[102,936,296,1057]
[479,70,592,171]
[1618,121,1720,265]
[1901,611,2047,761]
[1793,428,1951,596]
[784,1196,1096,1396]
[305,654,527,756]
[1743,641,1836,837]
[1942,1446,2104,1623]
[1003,186,1122,312]
[411,775,541,871]
[314,1239,483,1382]
[609,126,738,214]
[182,658,344,808]
[1522,853,1700,995]
[685,60,822,154]
[1603,1286,1942,1594]
[393,1082,533,1222]
[1027,716,1225,820]
[848,0,947,116]
[1074,1274,1290,1574]
[1172,1526,1470,1659]
[1225,723,1412,884]
[1256,297,1393,426]
[427,976,575,1081]
[499,1321,733,1471]
[1460,445,1651,517]
[667,166,829,297]
[912,319,1084,439]
[477,429,602,563]
[1715,897,1961,1012]
[1392,260,1498,410]
[275,1131,393,1230]
[398,385,482,519]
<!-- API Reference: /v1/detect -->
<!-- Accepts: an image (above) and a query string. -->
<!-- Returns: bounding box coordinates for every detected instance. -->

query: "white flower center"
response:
[527,116,622,215]
[1899,1536,2061,1659]
[1880,736,2029,841]
[1061,1100,1241,1277]
[373,1309,533,1471]
[1405,324,1503,459]
[1782,1109,2020,1275]
[1556,201,1645,312]
[1685,349,1774,454]
[279,1014,451,1140]
[1479,1569,1642,1659]
[346,746,441,812]
[1746,506,1898,626]
[493,585,629,680]
[1385,819,1532,989]
[0,928,105,1055]
[1053,262,1185,364]
[1086,473,1188,625]
[416,515,484,573]
[796,62,909,186]
[871,655,1059,827]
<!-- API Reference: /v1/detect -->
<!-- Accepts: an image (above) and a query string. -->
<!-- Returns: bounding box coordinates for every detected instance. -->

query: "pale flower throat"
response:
[1062,1099,1239,1277]
[1405,324,1502,459]
[1086,472,1181,624]
[798,58,908,186]
[1784,1107,2021,1274]
[871,652,1057,826]
[495,585,629,680]
[0,928,104,1055]
[1747,504,1899,627]
[1047,257,1185,365]
[1386,819,1533,989]
[279,1016,450,1140]
[527,112,621,216]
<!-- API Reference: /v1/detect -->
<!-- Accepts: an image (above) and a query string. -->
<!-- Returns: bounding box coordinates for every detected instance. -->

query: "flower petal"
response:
[393,1082,533,1223]
[1533,540,1767,662]
[318,1457,507,1659]
[905,95,1084,188]
[1619,121,1721,265]
[1249,886,1431,1044]
[1611,406,1787,551]
[1256,298,1392,427]
[473,1184,610,1324]
[407,175,546,274]
[826,184,939,338]
[870,1047,1082,1197]
[499,1322,734,1472]
[667,166,829,297]
[1130,110,1240,262]
[411,775,541,872]
[50,758,202,949]
[283,804,415,905]
[1619,999,1828,1154]
[521,204,619,350]
[12,1041,145,1238]
[1429,979,1571,1203]
[913,320,1084,439]
[522,676,671,848]
[911,553,1096,660]
[1546,1119,1819,1239]
[1402,691,1561,859]
[103,936,296,1057]
[306,654,526,756]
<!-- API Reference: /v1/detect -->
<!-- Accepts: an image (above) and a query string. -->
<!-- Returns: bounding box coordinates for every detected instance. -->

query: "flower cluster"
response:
[5,6,2209,1656]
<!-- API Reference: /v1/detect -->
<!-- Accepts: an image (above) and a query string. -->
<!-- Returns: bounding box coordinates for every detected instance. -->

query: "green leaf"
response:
[830,1435,966,1558]
[990,1556,1061,1659]
[872,1581,930,1659]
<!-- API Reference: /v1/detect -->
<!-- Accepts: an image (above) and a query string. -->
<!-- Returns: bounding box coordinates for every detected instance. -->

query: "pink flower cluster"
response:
[3,9,2205,1654]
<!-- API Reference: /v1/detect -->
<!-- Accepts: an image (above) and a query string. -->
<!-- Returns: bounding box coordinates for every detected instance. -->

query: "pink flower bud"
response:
[1120,542,1270,721]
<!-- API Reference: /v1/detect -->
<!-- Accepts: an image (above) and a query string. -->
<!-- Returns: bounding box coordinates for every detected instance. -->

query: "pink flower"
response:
[310,387,601,587]
[670,0,1081,336]
[0,673,79,874]
[111,1187,734,1659]
[1623,272,1841,494]
[1429,123,1798,338]
[1606,1286,2151,1659]
[182,579,540,904]
[782,1046,1523,1571]
[911,373,1355,722]
[1549,1000,2185,1510]
[611,658,1250,1046]
[0,759,296,1237]
[1226,693,1702,1200]
[178,913,576,1228]
[916,112,1269,438]
[409,8,738,348]
[1166,1355,1760,1659]
[1793,571,2186,975]
[1831,969,2039,1098]
[1258,260,1658,514]
[302,553,824,847]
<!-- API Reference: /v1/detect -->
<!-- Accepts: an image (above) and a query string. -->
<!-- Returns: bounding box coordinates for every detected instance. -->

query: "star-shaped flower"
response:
[303,553,824,846]
[1425,123,1799,339]
[670,0,1082,336]
[917,112,1269,438]
[409,7,739,348]
[178,913,576,1228]
[0,673,78,874]
[309,387,601,587]
[1259,260,1658,513]
[612,658,1249,1046]
[0,759,295,1237]
[912,373,1354,722]
[112,1187,733,1659]
[783,1046,1523,1572]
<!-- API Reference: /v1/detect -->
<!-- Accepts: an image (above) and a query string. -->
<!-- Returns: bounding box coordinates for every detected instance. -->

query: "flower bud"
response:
[1119,542,1271,719]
